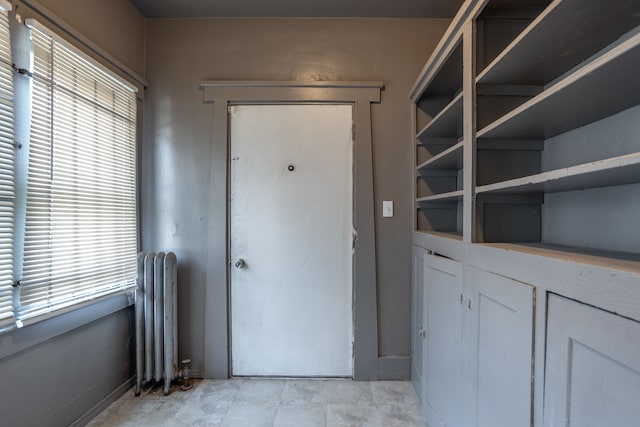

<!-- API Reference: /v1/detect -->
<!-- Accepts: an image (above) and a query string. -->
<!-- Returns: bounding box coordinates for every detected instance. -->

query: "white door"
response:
[230,104,353,377]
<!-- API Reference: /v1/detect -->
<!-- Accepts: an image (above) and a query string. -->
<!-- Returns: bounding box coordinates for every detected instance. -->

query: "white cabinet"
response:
[414,253,536,427]
[422,254,463,427]
[464,266,535,427]
[544,294,640,427]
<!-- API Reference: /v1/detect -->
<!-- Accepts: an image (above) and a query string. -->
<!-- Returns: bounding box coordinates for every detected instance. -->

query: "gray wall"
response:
[0,1,145,425]
[0,303,133,426]
[142,17,449,378]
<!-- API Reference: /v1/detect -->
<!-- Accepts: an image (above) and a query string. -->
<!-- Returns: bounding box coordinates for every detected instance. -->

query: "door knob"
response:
[234,259,246,269]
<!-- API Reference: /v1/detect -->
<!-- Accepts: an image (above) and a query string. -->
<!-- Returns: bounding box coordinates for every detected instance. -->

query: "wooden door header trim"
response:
[201,81,383,103]
[200,80,384,89]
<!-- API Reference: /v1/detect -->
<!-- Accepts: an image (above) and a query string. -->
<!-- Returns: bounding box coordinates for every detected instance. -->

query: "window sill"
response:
[0,291,134,361]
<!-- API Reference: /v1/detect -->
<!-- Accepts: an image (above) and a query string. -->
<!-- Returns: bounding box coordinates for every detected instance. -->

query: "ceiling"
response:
[128,0,464,19]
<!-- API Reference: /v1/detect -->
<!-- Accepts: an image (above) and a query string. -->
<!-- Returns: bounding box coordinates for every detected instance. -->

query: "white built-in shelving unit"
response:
[411,1,640,426]
[413,0,640,262]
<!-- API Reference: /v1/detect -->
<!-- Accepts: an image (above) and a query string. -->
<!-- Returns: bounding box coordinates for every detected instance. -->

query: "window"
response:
[0,5,15,332]
[0,11,139,329]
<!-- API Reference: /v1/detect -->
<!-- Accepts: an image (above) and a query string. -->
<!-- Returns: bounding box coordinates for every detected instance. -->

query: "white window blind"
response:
[0,6,14,330]
[18,24,138,321]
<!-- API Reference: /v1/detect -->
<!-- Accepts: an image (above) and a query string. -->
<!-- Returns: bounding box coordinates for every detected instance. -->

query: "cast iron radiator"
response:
[135,252,178,396]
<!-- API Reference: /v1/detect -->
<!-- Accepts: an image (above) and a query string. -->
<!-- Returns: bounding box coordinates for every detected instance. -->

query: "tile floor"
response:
[88,378,426,427]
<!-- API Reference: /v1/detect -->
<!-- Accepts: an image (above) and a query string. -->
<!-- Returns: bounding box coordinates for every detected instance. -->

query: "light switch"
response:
[383,200,394,218]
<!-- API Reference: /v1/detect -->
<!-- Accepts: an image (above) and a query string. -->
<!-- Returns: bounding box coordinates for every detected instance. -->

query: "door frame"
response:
[200,81,383,379]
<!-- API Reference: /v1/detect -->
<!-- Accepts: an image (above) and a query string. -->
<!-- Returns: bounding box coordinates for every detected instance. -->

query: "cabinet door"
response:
[544,294,640,427]
[423,254,463,427]
[464,267,535,427]
[411,247,427,400]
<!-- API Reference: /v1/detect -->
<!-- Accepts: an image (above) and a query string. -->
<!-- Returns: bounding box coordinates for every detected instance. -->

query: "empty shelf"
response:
[476,152,640,194]
[417,93,463,140]
[478,0,640,85]
[478,30,640,140]
[417,141,464,171]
